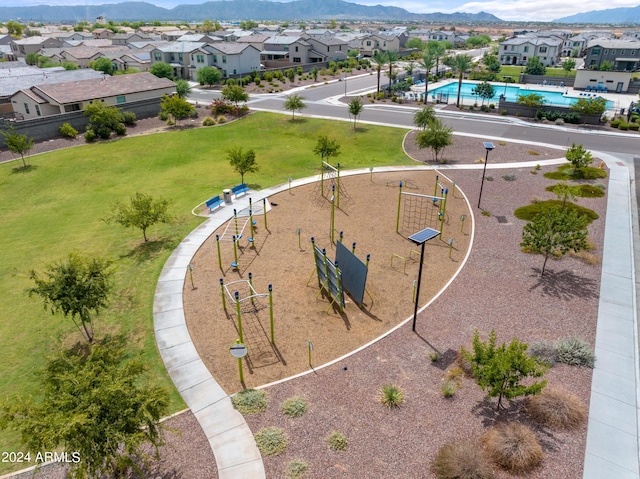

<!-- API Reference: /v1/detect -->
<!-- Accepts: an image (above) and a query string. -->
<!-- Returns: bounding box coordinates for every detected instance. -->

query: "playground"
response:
[182,169,471,392]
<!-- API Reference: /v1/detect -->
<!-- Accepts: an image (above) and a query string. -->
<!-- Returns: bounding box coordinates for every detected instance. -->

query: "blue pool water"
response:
[427,81,612,109]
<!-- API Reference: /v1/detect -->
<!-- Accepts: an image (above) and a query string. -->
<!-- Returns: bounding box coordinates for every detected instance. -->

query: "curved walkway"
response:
[153,157,638,478]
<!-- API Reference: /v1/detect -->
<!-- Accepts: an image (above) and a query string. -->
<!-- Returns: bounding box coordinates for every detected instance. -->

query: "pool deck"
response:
[414,78,634,114]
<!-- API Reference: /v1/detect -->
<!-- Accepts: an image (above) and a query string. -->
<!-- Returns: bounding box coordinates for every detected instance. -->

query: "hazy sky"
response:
[2,0,639,22]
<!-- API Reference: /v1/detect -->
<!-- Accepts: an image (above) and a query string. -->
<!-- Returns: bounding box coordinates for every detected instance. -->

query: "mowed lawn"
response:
[0,112,412,471]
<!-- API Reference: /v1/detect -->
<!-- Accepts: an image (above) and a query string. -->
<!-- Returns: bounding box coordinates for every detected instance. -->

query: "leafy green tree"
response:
[466,34,491,48]
[521,207,589,276]
[517,93,545,107]
[160,94,195,126]
[464,330,548,410]
[571,97,607,115]
[415,117,452,162]
[372,50,387,93]
[90,57,114,75]
[565,143,594,177]
[313,135,341,161]
[483,52,501,73]
[413,106,436,130]
[6,20,23,37]
[63,61,79,70]
[25,52,39,65]
[174,79,192,99]
[196,65,221,86]
[239,20,258,30]
[200,19,221,33]
[348,97,363,129]
[222,84,249,106]
[1,126,34,168]
[27,252,114,343]
[562,58,576,74]
[524,57,546,75]
[283,93,306,120]
[447,54,474,107]
[472,81,495,105]
[149,61,174,79]
[599,60,613,71]
[417,53,435,104]
[108,192,171,242]
[310,66,318,81]
[552,182,581,209]
[226,146,259,183]
[0,335,170,478]
[405,37,424,50]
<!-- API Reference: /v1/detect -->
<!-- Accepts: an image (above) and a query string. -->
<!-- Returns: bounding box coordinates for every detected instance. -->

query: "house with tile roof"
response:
[197,43,261,78]
[150,41,205,79]
[584,39,640,71]
[10,71,175,119]
[499,35,563,66]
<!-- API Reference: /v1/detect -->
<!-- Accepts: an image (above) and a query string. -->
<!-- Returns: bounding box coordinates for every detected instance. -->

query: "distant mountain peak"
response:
[554,4,640,24]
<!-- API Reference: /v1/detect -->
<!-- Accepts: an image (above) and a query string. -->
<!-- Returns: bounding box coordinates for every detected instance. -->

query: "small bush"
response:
[502,174,517,181]
[113,122,127,136]
[619,122,629,130]
[428,351,440,362]
[528,150,540,156]
[629,123,640,131]
[500,109,507,115]
[96,125,111,139]
[202,116,216,126]
[231,388,268,414]
[441,381,456,398]
[529,341,557,367]
[281,396,308,418]
[254,427,288,456]
[121,111,136,126]
[455,346,474,377]
[445,366,465,386]
[158,110,169,121]
[59,122,78,138]
[527,387,587,430]
[84,129,96,143]
[610,119,621,128]
[432,440,494,479]
[217,115,227,124]
[483,422,543,473]
[327,431,348,451]
[378,384,405,409]
[555,338,595,368]
[286,459,309,478]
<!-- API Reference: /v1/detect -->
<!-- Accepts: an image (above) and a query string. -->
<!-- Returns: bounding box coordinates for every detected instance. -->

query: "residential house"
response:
[111,33,154,46]
[177,34,222,43]
[161,30,193,42]
[58,47,111,69]
[92,28,115,39]
[197,43,261,78]
[52,31,94,42]
[210,30,241,42]
[150,41,205,79]
[561,31,613,57]
[499,35,562,66]
[584,39,640,71]
[354,33,399,56]
[10,71,175,119]
[236,34,272,52]
[304,36,349,62]
[10,36,62,58]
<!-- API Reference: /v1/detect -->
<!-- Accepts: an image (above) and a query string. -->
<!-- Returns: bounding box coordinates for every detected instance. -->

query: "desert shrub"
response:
[378,384,405,409]
[327,431,348,451]
[441,381,456,397]
[202,116,216,126]
[113,122,127,136]
[95,125,112,139]
[483,422,543,473]
[84,128,96,143]
[286,459,309,478]
[500,109,507,115]
[527,387,587,429]
[455,346,474,377]
[281,396,308,418]
[158,110,169,121]
[630,114,640,123]
[502,174,516,181]
[59,122,78,138]
[610,119,621,128]
[555,338,595,368]
[231,388,268,414]
[619,122,629,130]
[432,440,494,479]
[217,115,227,124]
[528,341,557,367]
[629,123,640,131]
[121,111,137,126]
[254,427,288,456]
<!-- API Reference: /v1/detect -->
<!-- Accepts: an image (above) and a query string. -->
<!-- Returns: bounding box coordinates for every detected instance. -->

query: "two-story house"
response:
[150,42,205,79]
[196,43,261,78]
[584,39,640,71]
[10,36,62,58]
[499,35,562,66]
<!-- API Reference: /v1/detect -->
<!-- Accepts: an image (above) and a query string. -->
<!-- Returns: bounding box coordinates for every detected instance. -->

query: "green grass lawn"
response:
[0,112,412,472]
[498,66,576,80]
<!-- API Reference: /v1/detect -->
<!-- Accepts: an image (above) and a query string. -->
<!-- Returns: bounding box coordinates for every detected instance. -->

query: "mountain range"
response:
[554,4,640,23]
[0,0,503,23]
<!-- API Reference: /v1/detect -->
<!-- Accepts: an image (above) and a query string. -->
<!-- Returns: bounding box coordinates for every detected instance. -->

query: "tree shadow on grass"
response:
[10,164,37,174]
[122,236,179,264]
[528,267,597,300]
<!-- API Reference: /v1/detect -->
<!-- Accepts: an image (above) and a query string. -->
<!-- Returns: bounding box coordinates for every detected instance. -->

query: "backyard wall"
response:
[497,100,602,125]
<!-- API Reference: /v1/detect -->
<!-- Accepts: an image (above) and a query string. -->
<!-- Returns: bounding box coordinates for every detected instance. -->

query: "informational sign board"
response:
[229,343,248,358]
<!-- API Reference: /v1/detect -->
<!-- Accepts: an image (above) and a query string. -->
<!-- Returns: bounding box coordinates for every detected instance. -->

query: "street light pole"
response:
[343,74,347,98]
[478,142,495,209]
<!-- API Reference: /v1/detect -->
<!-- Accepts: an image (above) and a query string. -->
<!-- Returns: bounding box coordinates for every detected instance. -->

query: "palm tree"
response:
[372,50,386,94]
[426,41,447,78]
[385,50,399,94]
[450,54,474,107]
[417,53,435,104]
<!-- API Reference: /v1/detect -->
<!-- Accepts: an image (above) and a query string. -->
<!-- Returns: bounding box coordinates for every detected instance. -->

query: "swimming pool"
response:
[427,81,612,109]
